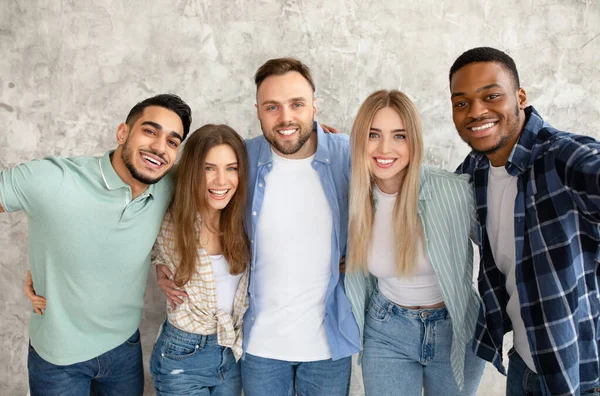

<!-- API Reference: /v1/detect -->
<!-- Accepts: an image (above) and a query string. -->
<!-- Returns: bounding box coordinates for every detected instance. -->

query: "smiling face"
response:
[450,61,527,166]
[203,144,240,215]
[256,71,317,159]
[367,106,411,194]
[117,105,183,185]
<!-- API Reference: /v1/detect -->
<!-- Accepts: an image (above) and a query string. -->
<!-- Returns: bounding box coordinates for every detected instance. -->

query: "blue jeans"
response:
[240,353,351,396]
[28,329,143,396]
[362,289,485,396]
[506,348,600,396]
[150,319,241,396]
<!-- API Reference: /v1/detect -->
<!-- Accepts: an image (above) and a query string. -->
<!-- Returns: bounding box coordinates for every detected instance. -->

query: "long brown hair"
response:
[171,124,250,286]
[347,90,423,276]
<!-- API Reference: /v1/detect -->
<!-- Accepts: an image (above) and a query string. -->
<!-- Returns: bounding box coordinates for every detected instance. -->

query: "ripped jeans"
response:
[150,319,241,396]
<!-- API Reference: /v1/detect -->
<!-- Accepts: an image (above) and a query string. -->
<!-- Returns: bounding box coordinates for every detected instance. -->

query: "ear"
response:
[116,123,129,145]
[255,103,260,121]
[313,98,318,117]
[517,88,527,110]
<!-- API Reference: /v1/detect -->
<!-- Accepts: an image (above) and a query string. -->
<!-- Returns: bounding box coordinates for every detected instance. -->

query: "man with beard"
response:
[0,94,191,396]
[239,58,359,395]
[157,58,359,395]
[451,47,600,396]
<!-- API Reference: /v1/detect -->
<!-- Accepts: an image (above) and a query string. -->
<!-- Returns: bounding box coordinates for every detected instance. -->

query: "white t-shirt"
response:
[210,254,243,315]
[246,150,332,361]
[487,164,536,372]
[368,185,443,306]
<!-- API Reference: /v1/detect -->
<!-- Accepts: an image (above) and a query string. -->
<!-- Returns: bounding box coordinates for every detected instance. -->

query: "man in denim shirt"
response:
[240,58,360,396]
[451,47,600,396]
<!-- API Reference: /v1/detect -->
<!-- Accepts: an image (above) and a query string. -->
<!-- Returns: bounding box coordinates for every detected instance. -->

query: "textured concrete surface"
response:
[1,1,599,395]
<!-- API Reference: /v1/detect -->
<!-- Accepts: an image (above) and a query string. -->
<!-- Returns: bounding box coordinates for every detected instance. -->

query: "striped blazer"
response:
[345,165,482,390]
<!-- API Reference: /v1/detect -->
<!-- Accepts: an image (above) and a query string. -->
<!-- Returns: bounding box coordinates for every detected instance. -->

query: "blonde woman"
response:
[345,90,486,395]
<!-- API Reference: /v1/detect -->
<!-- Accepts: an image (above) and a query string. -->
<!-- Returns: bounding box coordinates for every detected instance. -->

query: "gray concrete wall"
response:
[1,0,599,394]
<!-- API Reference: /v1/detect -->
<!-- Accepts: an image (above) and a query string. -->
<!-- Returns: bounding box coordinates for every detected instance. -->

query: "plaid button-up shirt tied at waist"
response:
[152,211,249,361]
[457,106,600,396]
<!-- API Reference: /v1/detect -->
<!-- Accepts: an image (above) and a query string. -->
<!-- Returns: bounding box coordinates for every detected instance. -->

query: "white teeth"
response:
[209,189,228,196]
[142,155,161,165]
[471,122,495,131]
[278,129,296,136]
[376,158,395,165]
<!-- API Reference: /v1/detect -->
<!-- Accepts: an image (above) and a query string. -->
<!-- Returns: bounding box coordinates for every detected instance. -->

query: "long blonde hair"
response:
[347,90,424,276]
[171,124,250,287]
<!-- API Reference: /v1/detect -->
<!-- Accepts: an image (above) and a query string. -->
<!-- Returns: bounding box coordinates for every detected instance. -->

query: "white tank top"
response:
[367,185,443,306]
[210,255,243,315]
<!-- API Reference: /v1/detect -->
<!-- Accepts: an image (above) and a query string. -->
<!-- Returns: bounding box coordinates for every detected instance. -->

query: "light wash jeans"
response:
[240,353,351,396]
[150,319,241,396]
[362,288,485,396]
[28,329,144,396]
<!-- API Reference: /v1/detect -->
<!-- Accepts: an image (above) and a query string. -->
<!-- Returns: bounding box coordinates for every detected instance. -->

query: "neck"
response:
[486,109,527,167]
[203,207,221,230]
[375,169,406,195]
[110,148,148,199]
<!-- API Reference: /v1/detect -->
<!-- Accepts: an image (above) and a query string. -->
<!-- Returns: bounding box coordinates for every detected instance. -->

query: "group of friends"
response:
[1,46,599,396]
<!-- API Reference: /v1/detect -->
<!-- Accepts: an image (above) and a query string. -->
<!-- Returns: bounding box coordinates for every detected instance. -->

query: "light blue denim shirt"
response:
[243,122,360,361]
[345,165,483,390]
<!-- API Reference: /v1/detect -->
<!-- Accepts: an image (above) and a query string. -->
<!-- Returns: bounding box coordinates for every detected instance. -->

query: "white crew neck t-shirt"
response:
[487,164,536,372]
[367,185,443,306]
[246,150,333,361]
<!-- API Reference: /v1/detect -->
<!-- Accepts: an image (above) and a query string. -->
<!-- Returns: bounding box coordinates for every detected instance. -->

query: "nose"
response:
[150,137,167,154]
[379,135,391,154]
[467,99,488,120]
[279,106,293,124]
[215,169,226,185]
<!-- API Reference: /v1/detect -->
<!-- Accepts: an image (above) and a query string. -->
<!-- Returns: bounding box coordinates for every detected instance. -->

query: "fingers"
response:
[339,255,346,274]
[156,264,173,280]
[156,265,186,308]
[24,270,46,315]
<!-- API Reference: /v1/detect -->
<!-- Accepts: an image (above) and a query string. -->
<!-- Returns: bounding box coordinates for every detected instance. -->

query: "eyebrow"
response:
[451,83,504,99]
[370,127,406,133]
[260,97,308,106]
[141,121,183,141]
[205,162,239,166]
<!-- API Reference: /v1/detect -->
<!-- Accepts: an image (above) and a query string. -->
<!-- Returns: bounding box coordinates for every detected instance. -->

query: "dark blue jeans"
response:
[507,347,600,396]
[240,353,351,396]
[28,329,144,396]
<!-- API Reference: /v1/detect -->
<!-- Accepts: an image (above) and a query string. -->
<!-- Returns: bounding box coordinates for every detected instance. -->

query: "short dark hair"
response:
[254,58,315,93]
[449,47,520,90]
[125,94,192,141]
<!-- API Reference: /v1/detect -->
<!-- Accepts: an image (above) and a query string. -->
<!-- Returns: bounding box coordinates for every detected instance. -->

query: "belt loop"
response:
[200,335,208,349]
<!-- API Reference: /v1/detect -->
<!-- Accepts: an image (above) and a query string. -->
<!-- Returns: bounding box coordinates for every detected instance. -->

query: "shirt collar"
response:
[255,121,330,167]
[99,150,156,196]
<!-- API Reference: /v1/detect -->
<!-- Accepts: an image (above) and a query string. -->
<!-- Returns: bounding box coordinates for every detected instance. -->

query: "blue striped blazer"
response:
[345,165,483,390]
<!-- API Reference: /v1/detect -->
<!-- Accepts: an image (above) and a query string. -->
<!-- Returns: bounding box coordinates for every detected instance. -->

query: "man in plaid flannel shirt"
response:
[450,47,600,396]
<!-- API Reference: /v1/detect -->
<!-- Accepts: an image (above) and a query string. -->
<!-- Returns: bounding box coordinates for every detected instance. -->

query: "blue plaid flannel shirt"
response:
[457,106,600,395]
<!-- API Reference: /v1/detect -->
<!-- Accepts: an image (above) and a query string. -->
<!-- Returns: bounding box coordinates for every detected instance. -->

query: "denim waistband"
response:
[162,318,219,346]
[371,285,448,321]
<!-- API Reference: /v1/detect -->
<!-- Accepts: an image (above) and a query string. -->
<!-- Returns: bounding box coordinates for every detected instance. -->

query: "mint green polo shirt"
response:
[0,151,174,365]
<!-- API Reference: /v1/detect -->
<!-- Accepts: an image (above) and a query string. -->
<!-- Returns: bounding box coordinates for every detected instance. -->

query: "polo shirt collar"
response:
[99,150,156,197]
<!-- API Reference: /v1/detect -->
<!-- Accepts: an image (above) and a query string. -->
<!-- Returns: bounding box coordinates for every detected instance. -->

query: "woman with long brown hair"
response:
[149,124,250,395]
[345,90,486,395]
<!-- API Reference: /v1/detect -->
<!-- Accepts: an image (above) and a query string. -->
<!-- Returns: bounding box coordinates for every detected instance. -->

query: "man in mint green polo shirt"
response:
[0,94,191,396]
